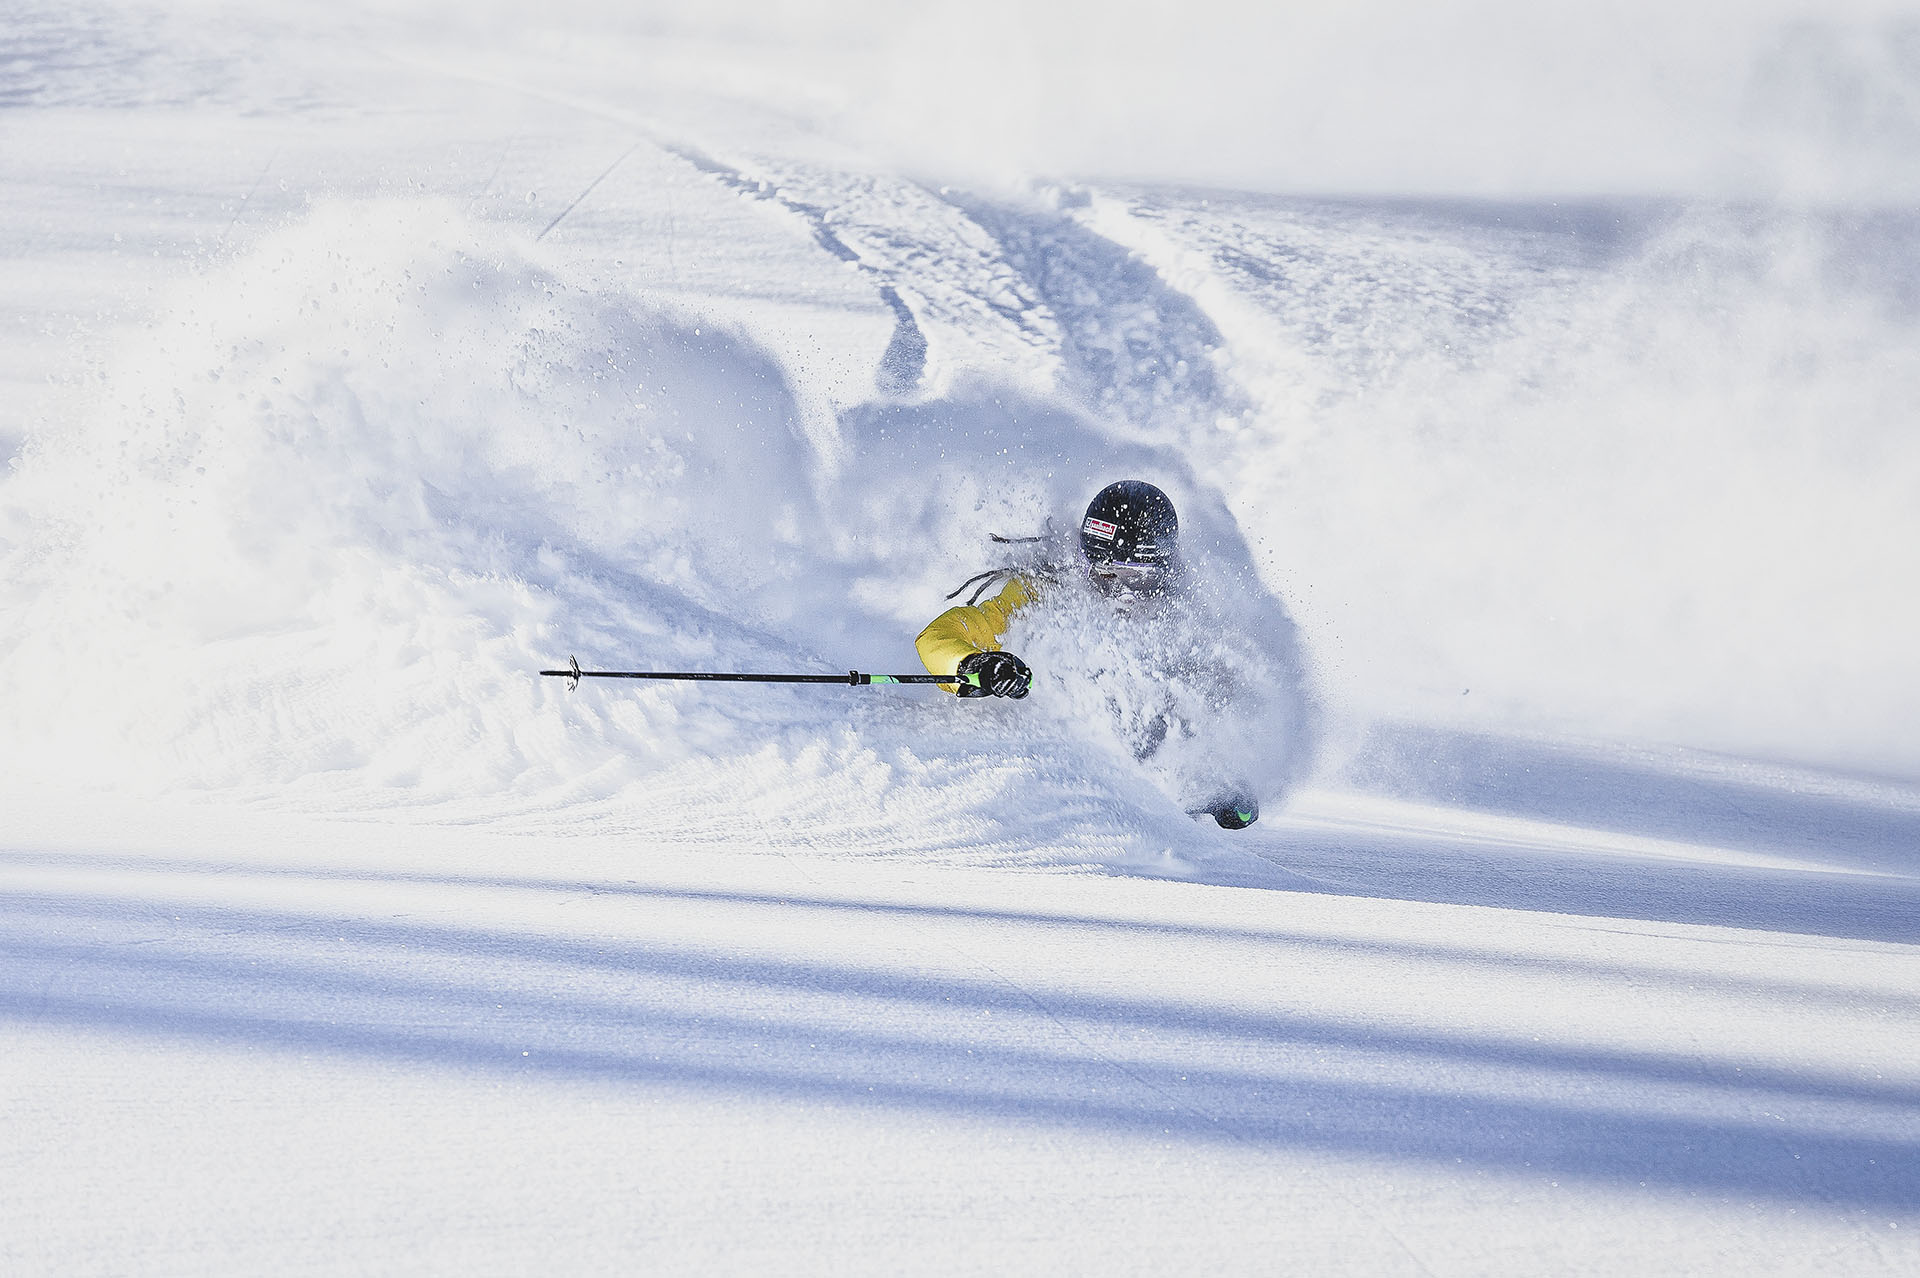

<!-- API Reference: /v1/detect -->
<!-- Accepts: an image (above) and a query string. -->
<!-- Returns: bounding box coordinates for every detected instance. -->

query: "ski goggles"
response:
[1089,559,1171,595]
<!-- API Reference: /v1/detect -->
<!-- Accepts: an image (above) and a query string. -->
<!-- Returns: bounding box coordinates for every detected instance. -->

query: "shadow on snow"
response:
[1252,724,1920,946]
[2,867,1916,1212]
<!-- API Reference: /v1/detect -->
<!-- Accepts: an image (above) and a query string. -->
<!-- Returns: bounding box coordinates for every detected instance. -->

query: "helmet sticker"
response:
[1083,517,1118,541]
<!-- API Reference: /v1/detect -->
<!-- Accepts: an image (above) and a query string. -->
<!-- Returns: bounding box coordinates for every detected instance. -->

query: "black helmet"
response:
[1080,480,1178,597]
[1080,480,1178,563]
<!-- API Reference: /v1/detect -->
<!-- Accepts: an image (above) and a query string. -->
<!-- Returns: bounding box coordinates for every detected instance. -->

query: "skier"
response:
[916,479,1260,829]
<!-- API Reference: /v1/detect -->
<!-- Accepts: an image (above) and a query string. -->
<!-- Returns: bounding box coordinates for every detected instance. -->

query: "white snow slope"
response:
[3,3,1919,1274]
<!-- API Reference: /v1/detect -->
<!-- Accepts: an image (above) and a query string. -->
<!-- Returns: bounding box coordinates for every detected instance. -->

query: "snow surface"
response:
[4,2,1919,1273]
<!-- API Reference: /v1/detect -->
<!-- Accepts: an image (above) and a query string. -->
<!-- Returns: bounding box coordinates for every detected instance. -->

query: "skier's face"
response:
[1087,558,1172,611]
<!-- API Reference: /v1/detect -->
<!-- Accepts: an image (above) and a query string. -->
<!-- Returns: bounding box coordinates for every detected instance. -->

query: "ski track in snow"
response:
[3,4,1920,1273]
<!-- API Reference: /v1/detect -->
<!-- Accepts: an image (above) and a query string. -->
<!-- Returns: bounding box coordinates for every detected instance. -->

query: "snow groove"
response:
[955,190,1243,443]
[658,142,930,396]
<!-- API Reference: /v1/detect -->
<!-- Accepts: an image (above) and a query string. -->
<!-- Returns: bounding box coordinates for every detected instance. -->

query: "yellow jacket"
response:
[916,576,1038,690]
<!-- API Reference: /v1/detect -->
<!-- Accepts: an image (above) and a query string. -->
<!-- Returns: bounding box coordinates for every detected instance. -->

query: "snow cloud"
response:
[407,0,1920,201]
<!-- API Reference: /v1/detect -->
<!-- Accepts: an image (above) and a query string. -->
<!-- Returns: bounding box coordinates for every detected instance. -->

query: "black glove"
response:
[956,650,1032,699]
[1209,796,1258,830]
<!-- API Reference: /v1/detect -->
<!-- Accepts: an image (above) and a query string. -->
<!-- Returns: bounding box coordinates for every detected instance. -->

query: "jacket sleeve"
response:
[916,577,1036,691]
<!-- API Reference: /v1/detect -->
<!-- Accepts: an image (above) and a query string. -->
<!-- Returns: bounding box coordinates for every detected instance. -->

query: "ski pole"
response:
[540,654,979,692]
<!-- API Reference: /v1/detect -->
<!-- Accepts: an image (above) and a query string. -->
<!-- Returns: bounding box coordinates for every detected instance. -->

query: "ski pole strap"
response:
[945,569,1005,601]
[540,656,979,692]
